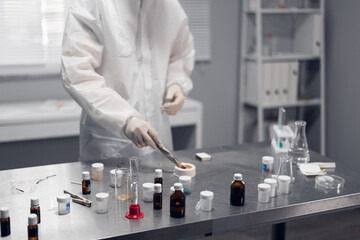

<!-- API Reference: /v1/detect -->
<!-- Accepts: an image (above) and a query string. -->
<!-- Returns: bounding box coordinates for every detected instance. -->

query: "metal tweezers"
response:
[64,190,92,207]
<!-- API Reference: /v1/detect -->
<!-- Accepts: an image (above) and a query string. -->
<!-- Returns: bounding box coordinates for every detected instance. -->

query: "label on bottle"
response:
[66,202,70,213]
[88,183,91,192]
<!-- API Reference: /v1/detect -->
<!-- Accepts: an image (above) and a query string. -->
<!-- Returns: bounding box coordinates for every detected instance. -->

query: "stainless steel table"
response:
[1,143,359,239]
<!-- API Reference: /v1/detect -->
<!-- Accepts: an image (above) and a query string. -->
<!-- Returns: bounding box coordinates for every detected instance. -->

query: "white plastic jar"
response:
[257,183,271,203]
[96,192,109,214]
[262,156,274,174]
[196,190,214,212]
[57,194,71,215]
[142,183,154,202]
[264,178,277,197]
[110,169,122,187]
[92,163,104,181]
[179,176,192,195]
[278,175,291,194]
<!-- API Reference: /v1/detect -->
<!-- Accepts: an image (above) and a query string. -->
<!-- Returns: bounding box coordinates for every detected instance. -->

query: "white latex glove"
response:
[161,84,185,115]
[124,117,160,149]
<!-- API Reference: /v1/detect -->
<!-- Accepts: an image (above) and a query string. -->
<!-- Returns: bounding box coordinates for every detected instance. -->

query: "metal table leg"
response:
[272,222,286,240]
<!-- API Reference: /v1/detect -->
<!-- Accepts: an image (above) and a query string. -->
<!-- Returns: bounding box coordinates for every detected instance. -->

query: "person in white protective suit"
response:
[61,0,194,162]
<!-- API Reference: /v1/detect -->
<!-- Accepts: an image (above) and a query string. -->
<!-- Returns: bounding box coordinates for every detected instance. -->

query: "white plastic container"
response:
[262,156,274,174]
[142,183,154,202]
[278,175,291,194]
[174,163,196,177]
[96,192,109,214]
[110,169,122,187]
[264,178,277,197]
[257,183,271,203]
[196,190,214,212]
[57,194,71,215]
[179,176,192,195]
[92,163,104,181]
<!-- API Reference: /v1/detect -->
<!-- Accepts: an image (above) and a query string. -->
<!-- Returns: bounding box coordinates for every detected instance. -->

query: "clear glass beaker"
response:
[115,168,130,201]
[288,120,310,164]
[277,155,294,182]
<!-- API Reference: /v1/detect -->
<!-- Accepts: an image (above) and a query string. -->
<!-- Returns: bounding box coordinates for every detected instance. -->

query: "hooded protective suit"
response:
[61,0,194,161]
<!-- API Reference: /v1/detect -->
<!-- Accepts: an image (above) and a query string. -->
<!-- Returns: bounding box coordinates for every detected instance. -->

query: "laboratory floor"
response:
[197,208,360,240]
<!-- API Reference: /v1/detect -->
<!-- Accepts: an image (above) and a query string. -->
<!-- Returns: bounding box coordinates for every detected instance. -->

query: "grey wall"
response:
[325,0,360,167]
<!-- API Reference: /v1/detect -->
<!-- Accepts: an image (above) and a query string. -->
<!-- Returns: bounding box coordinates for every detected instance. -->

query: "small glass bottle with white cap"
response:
[92,163,104,181]
[0,207,11,237]
[57,194,71,215]
[179,176,192,195]
[153,183,162,210]
[154,169,163,187]
[82,171,91,194]
[230,173,245,206]
[96,192,109,214]
[170,183,185,218]
[27,213,38,240]
[30,197,41,224]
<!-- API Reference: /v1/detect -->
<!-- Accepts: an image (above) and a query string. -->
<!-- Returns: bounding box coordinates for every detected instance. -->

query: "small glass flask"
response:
[289,120,310,164]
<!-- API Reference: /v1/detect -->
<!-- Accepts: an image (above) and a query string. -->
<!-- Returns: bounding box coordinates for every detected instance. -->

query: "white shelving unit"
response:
[238,0,326,155]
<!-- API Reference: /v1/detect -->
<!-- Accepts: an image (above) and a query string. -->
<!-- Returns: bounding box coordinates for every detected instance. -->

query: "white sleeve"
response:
[61,0,140,138]
[166,15,195,95]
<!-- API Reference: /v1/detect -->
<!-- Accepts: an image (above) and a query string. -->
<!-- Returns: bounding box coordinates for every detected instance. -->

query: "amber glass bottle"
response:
[1,207,11,237]
[30,197,41,224]
[153,183,162,210]
[28,214,38,240]
[82,171,91,195]
[230,173,245,206]
[170,183,185,218]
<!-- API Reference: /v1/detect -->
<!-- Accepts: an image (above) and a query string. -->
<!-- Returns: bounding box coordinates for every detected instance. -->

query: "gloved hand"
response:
[124,117,160,149]
[161,84,185,115]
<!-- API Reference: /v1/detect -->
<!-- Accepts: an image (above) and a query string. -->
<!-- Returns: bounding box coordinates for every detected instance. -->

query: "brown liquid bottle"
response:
[82,171,91,195]
[230,173,245,206]
[30,197,41,224]
[153,183,162,210]
[1,207,10,237]
[170,183,185,218]
[154,169,163,188]
[28,214,38,240]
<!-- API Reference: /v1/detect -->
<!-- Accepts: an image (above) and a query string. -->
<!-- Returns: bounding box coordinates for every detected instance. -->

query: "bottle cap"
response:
[82,171,90,180]
[142,183,154,191]
[31,197,39,206]
[0,207,9,218]
[174,183,183,190]
[179,176,191,184]
[57,194,70,203]
[92,163,104,171]
[278,175,291,183]
[257,183,271,191]
[200,190,214,200]
[264,178,277,187]
[262,156,274,164]
[96,192,109,202]
[154,183,162,193]
[28,213,38,226]
[233,173,243,180]
[155,169,163,178]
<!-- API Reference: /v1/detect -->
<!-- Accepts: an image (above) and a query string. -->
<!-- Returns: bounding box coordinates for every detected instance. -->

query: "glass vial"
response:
[230,173,245,206]
[0,207,10,237]
[289,120,310,164]
[153,183,162,210]
[28,214,38,240]
[82,171,91,194]
[170,183,185,218]
[154,169,163,187]
[30,197,41,224]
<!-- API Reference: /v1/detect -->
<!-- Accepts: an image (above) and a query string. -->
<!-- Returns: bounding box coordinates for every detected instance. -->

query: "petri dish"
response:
[315,174,345,189]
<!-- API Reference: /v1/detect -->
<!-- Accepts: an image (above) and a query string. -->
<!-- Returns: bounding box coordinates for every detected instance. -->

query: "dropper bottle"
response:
[0,207,11,237]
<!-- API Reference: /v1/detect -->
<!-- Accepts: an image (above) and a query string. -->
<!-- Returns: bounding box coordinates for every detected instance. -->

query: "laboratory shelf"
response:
[246,9,321,15]
[244,53,320,62]
[244,98,322,109]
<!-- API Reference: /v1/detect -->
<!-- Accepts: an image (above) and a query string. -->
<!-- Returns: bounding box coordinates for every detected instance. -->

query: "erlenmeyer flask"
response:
[288,121,310,164]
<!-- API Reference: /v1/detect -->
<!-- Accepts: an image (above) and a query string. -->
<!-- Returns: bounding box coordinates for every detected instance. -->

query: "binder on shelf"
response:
[278,62,289,104]
[271,63,281,104]
[287,61,299,102]
[263,63,272,105]
[313,15,322,55]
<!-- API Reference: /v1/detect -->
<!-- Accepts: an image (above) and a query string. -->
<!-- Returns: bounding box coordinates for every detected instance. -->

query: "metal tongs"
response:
[64,190,92,207]
[152,137,185,169]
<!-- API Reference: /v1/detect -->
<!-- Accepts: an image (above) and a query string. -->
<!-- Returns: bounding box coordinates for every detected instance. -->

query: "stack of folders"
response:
[246,61,299,106]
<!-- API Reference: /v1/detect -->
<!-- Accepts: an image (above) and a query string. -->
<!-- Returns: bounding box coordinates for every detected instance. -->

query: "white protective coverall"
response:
[61,0,194,161]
